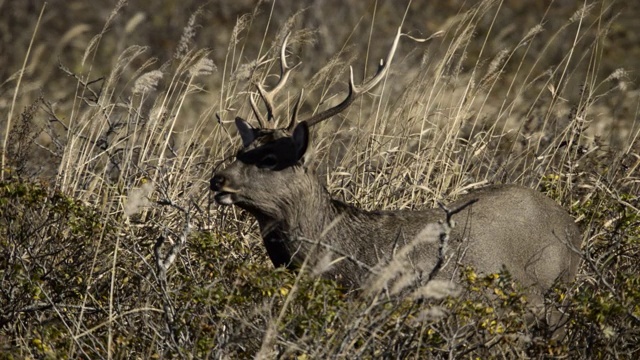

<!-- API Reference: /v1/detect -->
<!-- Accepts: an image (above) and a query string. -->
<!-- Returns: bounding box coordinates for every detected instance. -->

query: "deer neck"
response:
[253,172,340,237]
[244,169,355,267]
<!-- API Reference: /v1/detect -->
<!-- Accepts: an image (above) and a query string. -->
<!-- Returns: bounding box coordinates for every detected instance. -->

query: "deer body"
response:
[211,120,582,299]
[267,184,580,293]
[210,28,581,302]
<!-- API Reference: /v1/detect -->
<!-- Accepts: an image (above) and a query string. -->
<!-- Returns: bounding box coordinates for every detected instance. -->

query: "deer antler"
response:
[287,27,430,131]
[250,32,299,129]
[249,27,435,131]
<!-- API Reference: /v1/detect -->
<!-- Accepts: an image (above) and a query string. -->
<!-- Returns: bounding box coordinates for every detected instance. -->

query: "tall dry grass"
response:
[1,0,638,358]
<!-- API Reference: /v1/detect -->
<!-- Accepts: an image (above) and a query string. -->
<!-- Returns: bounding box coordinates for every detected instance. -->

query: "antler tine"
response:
[252,32,299,128]
[286,89,304,132]
[249,94,267,129]
[302,27,416,128]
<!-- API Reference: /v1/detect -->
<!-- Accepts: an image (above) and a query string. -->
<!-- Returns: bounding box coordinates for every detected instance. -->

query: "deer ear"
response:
[235,117,257,147]
[291,121,309,162]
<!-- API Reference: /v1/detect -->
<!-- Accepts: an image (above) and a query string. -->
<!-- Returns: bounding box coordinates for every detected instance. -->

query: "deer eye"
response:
[257,154,279,169]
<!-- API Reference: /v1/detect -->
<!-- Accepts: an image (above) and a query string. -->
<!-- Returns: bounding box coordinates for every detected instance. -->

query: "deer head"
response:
[211,28,417,213]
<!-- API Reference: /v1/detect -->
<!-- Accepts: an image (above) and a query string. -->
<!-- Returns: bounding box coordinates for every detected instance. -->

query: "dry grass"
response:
[1,0,639,358]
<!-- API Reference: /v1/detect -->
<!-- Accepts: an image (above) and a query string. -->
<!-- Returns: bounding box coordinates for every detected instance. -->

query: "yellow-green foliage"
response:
[0,180,105,357]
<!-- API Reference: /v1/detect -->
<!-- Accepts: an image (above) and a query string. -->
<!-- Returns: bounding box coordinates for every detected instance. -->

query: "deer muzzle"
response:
[210,174,238,205]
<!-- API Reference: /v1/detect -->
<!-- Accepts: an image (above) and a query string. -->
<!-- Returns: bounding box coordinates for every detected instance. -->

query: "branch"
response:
[153,197,192,346]
[428,199,478,281]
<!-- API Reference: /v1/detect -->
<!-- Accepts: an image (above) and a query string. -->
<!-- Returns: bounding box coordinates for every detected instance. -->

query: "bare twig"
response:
[428,199,478,281]
[153,196,192,346]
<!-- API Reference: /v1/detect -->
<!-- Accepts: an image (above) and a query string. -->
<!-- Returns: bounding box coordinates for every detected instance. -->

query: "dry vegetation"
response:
[1,0,639,358]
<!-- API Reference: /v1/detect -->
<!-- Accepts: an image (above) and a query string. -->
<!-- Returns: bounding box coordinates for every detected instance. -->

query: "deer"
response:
[210,28,582,308]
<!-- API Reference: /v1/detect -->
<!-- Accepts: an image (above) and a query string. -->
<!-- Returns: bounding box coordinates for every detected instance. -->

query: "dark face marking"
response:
[234,118,309,171]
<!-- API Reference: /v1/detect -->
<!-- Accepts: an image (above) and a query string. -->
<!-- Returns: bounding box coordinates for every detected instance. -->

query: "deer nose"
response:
[210,174,226,191]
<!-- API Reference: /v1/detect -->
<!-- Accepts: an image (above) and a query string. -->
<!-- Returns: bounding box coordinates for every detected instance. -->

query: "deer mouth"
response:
[211,177,239,205]
[213,191,238,205]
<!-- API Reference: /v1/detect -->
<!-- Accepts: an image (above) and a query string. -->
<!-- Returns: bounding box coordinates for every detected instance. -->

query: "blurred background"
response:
[2,0,637,130]
[2,0,638,183]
